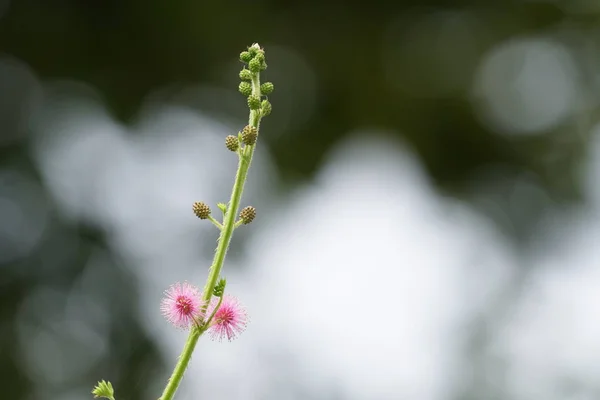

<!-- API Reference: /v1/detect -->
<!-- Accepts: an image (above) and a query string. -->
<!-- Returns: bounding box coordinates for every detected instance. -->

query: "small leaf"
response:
[92,380,115,400]
[213,277,227,297]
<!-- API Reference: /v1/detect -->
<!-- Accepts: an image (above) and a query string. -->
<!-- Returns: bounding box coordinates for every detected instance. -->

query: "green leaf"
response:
[92,380,115,400]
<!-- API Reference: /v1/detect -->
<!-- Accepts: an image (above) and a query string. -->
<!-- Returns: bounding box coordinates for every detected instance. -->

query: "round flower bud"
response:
[247,94,261,110]
[239,69,252,81]
[238,81,252,97]
[240,51,252,63]
[248,45,259,56]
[225,135,239,152]
[261,100,272,116]
[239,206,256,225]
[248,58,261,73]
[241,125,258,145]
[254,52,265,63]
[260,82,274,95]
[192,202,211,219]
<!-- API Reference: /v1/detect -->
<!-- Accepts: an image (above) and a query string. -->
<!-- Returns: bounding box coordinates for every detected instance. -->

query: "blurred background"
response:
[3,0,600,399]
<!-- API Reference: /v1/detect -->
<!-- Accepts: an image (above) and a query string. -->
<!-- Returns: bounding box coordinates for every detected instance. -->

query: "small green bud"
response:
[192,201,211,219]
[239,206,256,225]
[241,125,258,145]
[217,203,227,214]
[247,94,261,110]
[260,82,274,95]
[225,135,239,152]
[240,51,252,63]
[248,58,261,73]
[254,52,265,63]
[238,81,252,97]
[239,69,252,81]
[92,380,115,400]
[248,44,259,56]
[213,277,227,297]
[261,100,272,117]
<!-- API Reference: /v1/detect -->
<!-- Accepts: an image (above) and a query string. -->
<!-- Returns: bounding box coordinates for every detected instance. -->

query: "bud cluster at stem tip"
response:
[238,43,274,118]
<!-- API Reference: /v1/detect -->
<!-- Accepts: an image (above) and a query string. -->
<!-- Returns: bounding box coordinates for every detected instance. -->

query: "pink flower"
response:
[207,295,248,341]
[160,282,204,329]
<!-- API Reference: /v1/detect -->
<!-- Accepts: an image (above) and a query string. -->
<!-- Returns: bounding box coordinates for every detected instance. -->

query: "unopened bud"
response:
[239,81,252,97]
[239,206,256,225]
[248,44,260,56]
[261,100,272,116]
[192,202,211,219]
[240,51,252,63]
[248,58,261,73]
[260,82,274,94]
[248,94,261,110]
[225,135,239,152]
[241,125,258,145]
[239,69,252,81]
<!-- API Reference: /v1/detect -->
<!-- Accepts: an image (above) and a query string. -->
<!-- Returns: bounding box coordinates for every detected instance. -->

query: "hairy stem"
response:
[159,53,263,400]
[199,69,261,307]
[159,327,201,400]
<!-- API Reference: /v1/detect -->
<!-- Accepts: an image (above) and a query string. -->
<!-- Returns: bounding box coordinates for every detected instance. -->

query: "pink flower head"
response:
[208,295,248,341]
[161,282,204,329]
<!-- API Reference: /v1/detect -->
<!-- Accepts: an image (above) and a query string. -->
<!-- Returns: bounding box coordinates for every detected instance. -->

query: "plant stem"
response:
[159,64,263,400]
[205,294,225,326]
[159,326,201,400]
[199,68,261,307]
[207,215,223,230]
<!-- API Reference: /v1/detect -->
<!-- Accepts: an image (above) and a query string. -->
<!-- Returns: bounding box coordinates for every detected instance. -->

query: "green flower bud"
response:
[260,82,274,95]
[239,206,256,224]
[248,94,261,110]
[239,69,252,81]
[248,44,259,56]
[192,201,211,219]
[248,58,261,73]
[239,81,252,97]
[240,51,252,63]
[225,135,239,152]
[261,100,272,117]
[241,125,258,145]
[217,203,227,214]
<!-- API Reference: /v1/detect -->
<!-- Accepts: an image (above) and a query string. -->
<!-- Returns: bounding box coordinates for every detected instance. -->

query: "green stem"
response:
[207,215,223,230]
[159,60,263,400]
[199,70,262,306]
[205,294,225,326]
[159,327,201,400]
